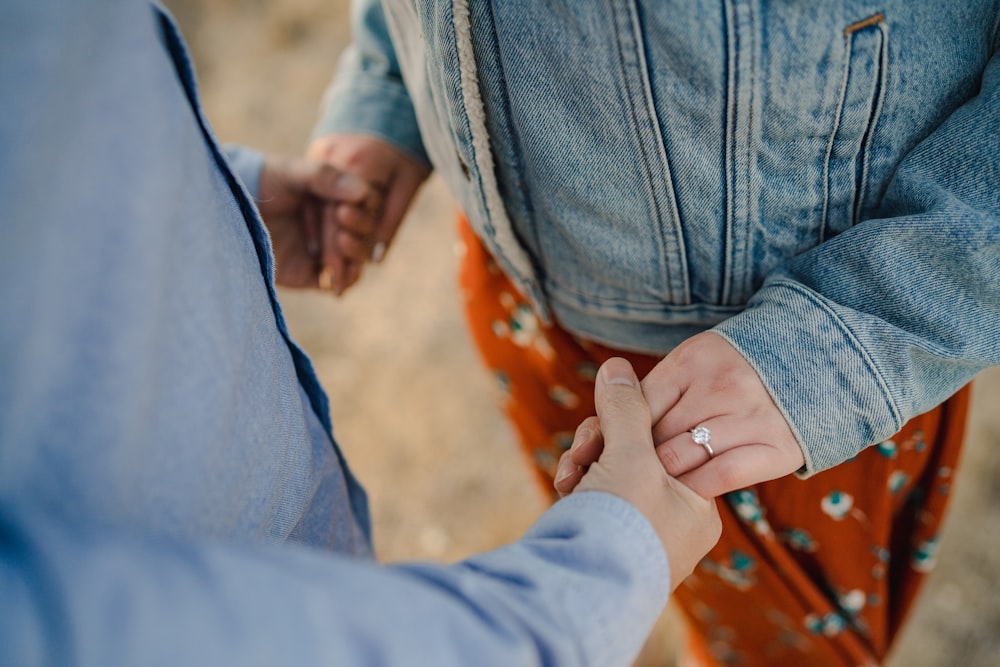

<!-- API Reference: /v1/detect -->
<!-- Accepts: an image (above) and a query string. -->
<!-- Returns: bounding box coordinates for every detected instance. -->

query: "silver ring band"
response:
[690,425,715,458]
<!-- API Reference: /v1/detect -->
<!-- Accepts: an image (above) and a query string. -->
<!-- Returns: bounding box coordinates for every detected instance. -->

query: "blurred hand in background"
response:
[306,133,430,294]
[257,153,381,291]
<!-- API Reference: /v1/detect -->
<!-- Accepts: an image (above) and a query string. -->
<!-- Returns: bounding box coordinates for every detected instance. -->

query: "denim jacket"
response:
[316,1,1000,474]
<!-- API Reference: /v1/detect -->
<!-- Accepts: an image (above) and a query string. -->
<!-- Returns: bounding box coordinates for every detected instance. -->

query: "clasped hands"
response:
[556,331,807,501]
[258,136,801,583]
[256,136,428,295]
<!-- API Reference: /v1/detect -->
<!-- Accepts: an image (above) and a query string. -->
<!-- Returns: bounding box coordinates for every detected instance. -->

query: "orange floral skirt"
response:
[456,217,970,666]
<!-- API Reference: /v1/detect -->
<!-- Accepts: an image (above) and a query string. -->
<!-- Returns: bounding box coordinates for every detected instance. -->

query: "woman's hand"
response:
[558,358,722,590]
[640,331,805,497]
[556,332,806,499]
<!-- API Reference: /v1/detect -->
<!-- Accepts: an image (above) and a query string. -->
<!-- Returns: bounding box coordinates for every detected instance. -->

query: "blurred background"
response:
[165,1,1000,664]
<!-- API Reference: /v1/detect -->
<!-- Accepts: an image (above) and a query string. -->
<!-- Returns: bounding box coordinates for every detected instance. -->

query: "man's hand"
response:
[555,358,721,591]
[306,134,430,294]
[257,154,380,291]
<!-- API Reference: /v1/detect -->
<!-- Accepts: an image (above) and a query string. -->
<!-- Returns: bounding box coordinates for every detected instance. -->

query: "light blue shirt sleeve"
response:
[2,491,670,667]
[223,144,266,201]
[0,4,673,663]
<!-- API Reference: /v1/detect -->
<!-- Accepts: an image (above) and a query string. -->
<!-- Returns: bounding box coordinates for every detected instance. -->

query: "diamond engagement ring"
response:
[690,426,715,458]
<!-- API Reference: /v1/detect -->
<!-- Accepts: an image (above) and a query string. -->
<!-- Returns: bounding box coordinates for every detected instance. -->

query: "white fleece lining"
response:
[451,0,538,284]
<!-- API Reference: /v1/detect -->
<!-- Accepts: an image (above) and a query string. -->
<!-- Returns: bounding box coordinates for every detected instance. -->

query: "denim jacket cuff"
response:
[312,70,431,170]
[713,280,904,476]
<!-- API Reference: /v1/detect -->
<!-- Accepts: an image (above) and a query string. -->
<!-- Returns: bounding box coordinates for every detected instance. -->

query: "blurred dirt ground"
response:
[167,1,1000,664]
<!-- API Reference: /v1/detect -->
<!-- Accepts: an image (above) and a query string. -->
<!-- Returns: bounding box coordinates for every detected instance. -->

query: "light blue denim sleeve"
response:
[716,49,1000,475]
[310,0,430,168]
[1,491,670,667]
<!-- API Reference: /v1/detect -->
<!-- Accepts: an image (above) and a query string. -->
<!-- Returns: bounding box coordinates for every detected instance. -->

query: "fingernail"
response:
[336,172,366,192]
[319,267,333,292]
[554,462,579,485]
[371,241,386,263]
[337,171,369,199]
[601,359,636,386]
[570,428,590,452]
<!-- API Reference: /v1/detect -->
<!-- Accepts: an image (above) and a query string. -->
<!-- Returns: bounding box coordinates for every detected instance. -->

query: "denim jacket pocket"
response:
[821,14,888,240]
[607,0,690,305]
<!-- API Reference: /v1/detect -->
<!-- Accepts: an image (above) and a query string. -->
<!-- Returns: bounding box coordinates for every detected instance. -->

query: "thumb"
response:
[593,358,654,460]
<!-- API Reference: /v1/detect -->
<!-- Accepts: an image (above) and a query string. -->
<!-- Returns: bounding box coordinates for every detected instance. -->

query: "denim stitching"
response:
[722,0,737,305]
[821,14,887,241]
[742,0,757,304]
[610,0,689,304]
[482,0,541,267]
[844,13,885,36]
[853,20,888,226]
[720,0,756,306]
[627,0,690,303]
[451,0,541,304]
[768,278,904,432]
[819,33,853,243]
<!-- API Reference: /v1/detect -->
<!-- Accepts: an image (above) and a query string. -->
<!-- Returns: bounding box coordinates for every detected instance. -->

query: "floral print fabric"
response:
[456,216,970,666]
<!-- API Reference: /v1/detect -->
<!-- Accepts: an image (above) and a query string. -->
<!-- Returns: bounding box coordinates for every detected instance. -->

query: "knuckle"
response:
[656,444,686,476]
[576,416,601,438]
[336,233,368,257]
[713,457,744,492]
[651,416,680,446]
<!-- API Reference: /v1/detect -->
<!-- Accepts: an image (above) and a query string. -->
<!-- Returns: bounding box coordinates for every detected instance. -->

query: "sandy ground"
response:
[167,2,1000,664]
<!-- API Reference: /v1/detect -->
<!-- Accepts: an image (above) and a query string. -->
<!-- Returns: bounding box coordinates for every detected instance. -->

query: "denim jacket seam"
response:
[821,15,889,241]
[544,275,744,316]
[611,0,690,305]
[452,0,540,300]
[852,20,889,226]
[741,0,758,303]
[819,37,852,242]
[480,1,541,259]
[721,0,738,305]
[768,278,905,433]
[719,0,759,306]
